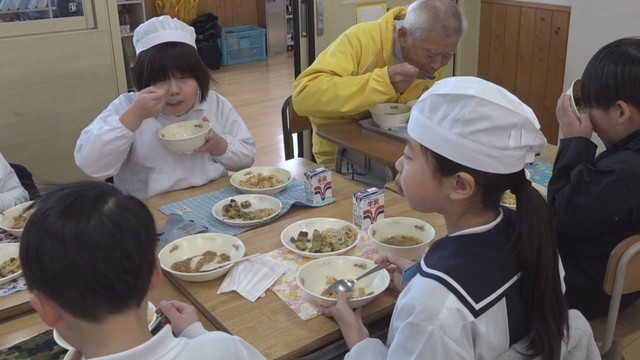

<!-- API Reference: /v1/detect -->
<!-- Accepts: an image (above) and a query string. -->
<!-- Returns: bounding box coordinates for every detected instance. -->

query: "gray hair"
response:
[404,0,467,41]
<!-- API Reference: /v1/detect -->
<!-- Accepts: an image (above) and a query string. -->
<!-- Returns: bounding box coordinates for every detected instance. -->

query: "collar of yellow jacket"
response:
[380,7,407,66]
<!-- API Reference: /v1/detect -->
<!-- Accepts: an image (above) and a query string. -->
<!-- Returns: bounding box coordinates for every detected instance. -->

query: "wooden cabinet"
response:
[117,0,146,90]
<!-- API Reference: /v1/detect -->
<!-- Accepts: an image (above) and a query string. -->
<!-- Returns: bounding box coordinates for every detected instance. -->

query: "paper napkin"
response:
[218,256,290,302]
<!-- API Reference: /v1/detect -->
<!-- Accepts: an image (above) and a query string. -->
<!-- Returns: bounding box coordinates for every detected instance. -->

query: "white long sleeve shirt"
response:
[0,153,29,212]
[75,91,256,199]
[77,322,266,359]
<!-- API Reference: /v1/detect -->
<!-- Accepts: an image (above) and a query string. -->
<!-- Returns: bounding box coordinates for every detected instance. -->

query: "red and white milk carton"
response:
[352,187,384,230]
[304,167,332,204]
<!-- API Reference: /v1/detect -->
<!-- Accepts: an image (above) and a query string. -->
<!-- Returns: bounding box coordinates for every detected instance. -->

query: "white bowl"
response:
[566,78,586,117]
[54,301,157,351]
[0,243,22,285]
[157,120,211,154]
[212,194,282,227]
[368,217,436,261]
[369,103,411,130]
[158,233,245,282]
[296,256,390,308]
[281,218,360,258]
[230,166,293,195]
[0,201,34,237]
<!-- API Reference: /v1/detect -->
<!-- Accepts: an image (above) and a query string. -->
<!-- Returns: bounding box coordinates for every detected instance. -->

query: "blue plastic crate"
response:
[219,26,266,66]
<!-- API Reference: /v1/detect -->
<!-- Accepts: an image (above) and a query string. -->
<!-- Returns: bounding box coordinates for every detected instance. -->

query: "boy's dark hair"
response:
[133,42,213,102]
[19,181,158,322]
[582,37,640,110]
[424,147,569,360]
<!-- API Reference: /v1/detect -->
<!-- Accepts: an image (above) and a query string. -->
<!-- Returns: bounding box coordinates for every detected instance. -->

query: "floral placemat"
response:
[0,229,26,298]
[268,234,381,321]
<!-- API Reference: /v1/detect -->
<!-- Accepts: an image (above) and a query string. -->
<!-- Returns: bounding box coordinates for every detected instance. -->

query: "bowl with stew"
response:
[158,120,211,154]
[0,201,34,237]
[369,103,411,130]
[368,217,436,261]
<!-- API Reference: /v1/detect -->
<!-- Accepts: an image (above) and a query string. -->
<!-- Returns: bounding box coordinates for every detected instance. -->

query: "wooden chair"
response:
[589,234,640,360]
[281,95,312,160]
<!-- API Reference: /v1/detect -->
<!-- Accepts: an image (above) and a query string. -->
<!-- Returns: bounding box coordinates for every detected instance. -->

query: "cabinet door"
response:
[0,0,127,182]
[0,0,97,38]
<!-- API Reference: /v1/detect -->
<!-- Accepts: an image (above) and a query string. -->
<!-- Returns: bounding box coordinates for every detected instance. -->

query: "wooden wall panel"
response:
[479,0,570,144]
[144,0,260,28]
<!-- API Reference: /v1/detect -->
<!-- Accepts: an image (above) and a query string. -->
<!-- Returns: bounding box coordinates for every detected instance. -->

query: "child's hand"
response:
[157,300,199,336]
[376,254,415,292]
[194,117,228,156]
[321,292,369,349]
[556,94,593,139]
[120,87,166,131]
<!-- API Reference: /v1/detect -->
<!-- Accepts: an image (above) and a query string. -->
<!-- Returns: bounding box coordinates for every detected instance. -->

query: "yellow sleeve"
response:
[292,27,398,118]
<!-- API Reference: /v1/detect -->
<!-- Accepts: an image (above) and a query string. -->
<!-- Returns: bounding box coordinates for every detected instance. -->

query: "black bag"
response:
[192,13,223,70]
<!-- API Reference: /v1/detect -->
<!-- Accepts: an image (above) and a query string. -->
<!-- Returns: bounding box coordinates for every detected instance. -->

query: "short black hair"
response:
[19,181,158,322]
[582,37,640,110]
[133,42,212,102]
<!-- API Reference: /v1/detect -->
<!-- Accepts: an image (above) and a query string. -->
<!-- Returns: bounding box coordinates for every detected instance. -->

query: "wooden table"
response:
[316,121,558,189]
[145,158,447,359]
[316,122,404,181]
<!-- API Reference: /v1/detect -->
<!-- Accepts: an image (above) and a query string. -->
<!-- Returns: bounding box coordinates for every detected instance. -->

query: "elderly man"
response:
[292,0,466,169]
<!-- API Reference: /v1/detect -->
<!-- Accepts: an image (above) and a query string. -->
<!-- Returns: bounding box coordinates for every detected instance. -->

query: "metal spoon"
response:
[148,313,166,332]
[327,261,391,295]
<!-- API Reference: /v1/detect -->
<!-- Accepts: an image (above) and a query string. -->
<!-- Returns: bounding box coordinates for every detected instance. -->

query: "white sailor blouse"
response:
[346,210,529,359]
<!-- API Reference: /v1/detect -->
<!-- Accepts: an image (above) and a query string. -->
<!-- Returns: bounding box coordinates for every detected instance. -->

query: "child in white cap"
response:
[323,77,584,359]
[74,16,256,199]
[549,37,640,319]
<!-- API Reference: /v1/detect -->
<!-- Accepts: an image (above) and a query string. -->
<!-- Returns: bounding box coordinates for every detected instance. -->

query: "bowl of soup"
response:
[369,103,411,129]
[368,217,436,261]
[158,120,211,154]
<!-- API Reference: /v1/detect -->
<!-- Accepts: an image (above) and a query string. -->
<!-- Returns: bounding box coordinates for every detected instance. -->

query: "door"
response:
[0,1,126,182]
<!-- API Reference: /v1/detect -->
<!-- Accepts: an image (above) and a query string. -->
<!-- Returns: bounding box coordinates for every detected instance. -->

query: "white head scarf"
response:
[133,16,197,55]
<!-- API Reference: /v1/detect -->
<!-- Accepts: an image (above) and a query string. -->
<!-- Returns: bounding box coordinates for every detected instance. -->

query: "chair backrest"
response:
[604,234,640,295]
[281,95,312,160]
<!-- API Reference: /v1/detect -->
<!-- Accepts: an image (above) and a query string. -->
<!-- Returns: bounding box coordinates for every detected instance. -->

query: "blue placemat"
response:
[159,178,335,236]
[526,161,553,187]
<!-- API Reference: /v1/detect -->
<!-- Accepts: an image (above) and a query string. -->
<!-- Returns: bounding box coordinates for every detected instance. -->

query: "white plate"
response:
[54,301,157,351]
[0,243,21,285]
[0,201,34,237]
[230,166,293,195]
[280,218,360,258]
[212,194,282,227]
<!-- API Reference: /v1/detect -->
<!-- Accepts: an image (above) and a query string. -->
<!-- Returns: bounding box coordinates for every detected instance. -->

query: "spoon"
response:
[165,96,179,105]
[327,261,391,295]
[198,253,262,272]
[148,313,166,332]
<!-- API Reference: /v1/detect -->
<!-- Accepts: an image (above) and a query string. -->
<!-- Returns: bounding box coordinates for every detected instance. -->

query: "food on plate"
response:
[320,276,373,299]
[171,250,231,273]
[222,198,277,221]
[12,208,34,229]
[290,225,358,253]
[502,190,516,206]
[0,257,21,277]
[380,234,423,246]
[238,172,285,189]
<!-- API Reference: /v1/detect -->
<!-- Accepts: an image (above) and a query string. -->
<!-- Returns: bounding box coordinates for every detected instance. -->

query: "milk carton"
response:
[304,168,332,204]
[352,187,384,230]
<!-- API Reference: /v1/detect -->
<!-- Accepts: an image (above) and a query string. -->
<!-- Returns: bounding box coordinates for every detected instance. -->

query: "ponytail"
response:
[426,147,568,360]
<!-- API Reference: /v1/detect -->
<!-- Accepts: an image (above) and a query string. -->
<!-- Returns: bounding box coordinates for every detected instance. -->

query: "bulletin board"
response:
[356,2,387,23]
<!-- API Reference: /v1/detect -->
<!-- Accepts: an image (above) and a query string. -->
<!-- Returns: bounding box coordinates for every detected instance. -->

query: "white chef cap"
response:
[133,16,197,55]
[408,76,546,174]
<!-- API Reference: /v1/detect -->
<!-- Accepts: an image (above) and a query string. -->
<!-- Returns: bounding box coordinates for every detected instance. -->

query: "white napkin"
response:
[218,256,289,302]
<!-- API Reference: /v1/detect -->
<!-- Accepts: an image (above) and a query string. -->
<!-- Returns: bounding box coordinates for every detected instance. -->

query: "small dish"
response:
[230,166,293,195]
[212,194,282,227]
[0,243,22,285]
[280,218,360,258]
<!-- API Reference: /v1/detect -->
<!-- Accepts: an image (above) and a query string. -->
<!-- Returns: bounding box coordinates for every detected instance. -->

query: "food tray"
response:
[359,119,407,142]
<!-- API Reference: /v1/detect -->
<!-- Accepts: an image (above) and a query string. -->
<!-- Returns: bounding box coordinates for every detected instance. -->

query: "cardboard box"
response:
[304,168,332,205]
[353,187,384,230]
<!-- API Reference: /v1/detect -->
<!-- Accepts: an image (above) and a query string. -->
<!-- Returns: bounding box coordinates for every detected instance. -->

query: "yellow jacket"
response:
[292,7,444,168]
